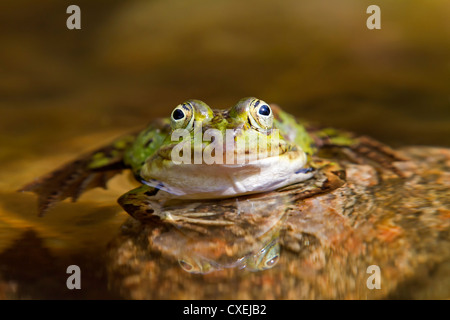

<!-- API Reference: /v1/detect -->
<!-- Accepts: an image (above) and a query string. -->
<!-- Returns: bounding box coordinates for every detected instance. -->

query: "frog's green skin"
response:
[20,97,403,216]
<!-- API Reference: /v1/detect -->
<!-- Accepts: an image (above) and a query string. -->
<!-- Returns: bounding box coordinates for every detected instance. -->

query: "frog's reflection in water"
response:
[146,192,288,274]
[173,232,280,274]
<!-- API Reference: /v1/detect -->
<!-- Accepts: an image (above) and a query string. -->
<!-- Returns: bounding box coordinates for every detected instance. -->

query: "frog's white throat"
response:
[141,150,313,199]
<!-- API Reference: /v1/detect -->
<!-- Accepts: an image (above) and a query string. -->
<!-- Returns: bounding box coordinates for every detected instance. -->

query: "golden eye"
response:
[179,260,194,272]
[249,99,273,130]
[171,102,194,130]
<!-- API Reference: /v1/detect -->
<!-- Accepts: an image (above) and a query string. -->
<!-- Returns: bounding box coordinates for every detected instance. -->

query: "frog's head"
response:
[166,97,285,163]
[141,97,314,198]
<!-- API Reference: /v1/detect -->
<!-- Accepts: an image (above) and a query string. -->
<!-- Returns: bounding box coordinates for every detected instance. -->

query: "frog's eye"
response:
[179,260,194,272]
[171,102,195,131]
[264,254,279,269]
[249,99,273,130]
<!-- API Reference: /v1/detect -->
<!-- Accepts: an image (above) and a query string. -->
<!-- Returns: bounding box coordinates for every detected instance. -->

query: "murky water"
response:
[0,0,449,299]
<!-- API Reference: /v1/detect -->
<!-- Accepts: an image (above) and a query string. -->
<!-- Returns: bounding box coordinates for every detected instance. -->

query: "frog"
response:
[20,97,404,221]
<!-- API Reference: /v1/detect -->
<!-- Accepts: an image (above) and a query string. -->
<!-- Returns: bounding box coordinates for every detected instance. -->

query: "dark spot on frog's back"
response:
[120,203,141,215]
[144,138,153,148]
[144,189,158,197]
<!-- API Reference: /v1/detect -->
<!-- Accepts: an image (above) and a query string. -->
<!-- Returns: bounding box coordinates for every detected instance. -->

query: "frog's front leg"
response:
[118,185,164,223]
[118,185,234,230]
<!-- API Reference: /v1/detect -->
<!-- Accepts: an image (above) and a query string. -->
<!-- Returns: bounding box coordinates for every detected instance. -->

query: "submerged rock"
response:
[106,147,450,299]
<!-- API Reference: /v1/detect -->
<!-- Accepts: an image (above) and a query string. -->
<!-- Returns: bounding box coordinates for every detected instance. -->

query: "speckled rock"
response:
[106,147,450,299]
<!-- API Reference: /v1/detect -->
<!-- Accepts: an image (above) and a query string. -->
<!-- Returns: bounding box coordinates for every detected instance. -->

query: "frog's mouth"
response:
[140,145,314,199]
[155,134,293,165]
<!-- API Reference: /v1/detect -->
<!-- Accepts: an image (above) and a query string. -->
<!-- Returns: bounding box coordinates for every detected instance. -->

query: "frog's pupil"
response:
[173,109,185,120]
[258,105,270,116]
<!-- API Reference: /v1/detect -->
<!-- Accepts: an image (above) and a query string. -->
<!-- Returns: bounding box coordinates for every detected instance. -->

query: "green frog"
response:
[20,97,403,220]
